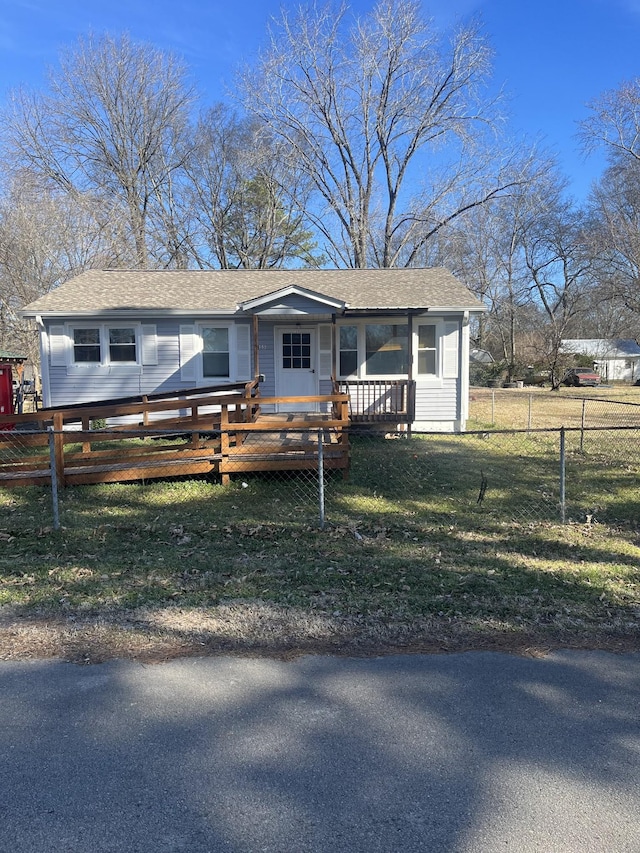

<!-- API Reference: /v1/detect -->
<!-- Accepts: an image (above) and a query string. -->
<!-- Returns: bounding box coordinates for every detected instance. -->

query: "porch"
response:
[335,379,416,428]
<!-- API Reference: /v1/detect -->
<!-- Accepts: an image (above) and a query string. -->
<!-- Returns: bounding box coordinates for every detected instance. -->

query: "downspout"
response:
[331,314,337,391]
[36,315,52,409]
[252,314,260,382]
[460,312,470,431]
[407,309,415,437]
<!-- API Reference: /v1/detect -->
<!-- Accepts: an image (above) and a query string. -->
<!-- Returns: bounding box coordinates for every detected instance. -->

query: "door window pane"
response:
[73,328,101,363]
[109,328,137,362]
[282,332,311,369]
[365,324,408,375]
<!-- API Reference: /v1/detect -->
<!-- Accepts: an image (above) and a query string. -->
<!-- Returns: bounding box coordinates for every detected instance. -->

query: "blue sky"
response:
[1,0,639,200]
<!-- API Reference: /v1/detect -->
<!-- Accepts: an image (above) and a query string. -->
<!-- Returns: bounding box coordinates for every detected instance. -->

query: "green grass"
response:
[1,433,639,657]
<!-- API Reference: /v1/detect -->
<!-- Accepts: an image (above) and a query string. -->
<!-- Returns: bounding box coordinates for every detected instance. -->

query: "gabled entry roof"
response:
[238,285,347,314]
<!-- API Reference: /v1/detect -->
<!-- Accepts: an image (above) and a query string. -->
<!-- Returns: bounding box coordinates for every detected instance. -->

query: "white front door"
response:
[275,327,318,412]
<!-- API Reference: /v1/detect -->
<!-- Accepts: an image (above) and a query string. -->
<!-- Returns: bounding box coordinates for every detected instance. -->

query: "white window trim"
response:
[336,319,412,381]
[335,318,457,386]
[65,322,143,372]
[196,322,235,384]
[414,320,444,387]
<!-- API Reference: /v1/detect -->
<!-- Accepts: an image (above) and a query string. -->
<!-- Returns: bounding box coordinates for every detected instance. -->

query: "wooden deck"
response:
[0,385,351,488]
[219,412,349,482]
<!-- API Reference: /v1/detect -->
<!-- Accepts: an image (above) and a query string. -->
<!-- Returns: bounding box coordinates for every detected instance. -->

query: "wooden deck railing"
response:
[0,378,261,431]
[0,380,263,487]
[0,384,351,488]
[335,379,416,425]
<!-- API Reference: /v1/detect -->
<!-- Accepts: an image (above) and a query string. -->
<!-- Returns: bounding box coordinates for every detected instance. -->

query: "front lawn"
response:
[1,431,638,663]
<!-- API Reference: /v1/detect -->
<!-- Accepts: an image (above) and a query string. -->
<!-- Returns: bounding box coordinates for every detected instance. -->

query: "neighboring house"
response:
[20,268,486,432]
[470,348,495,366]
[561,339,640,383]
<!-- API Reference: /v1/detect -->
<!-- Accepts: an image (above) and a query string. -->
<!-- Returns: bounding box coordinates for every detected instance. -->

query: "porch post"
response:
[331,314,337,388]
[252,314,260,379]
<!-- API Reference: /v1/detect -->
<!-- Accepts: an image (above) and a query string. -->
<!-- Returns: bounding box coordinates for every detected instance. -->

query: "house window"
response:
[339,326,358,376]
[109,327,137,362]
[417,324,437,375]
[365,324,408,375]
[202,327,230,377]
[73,328,101,363]
[70,325,143,366]
[282,332,311,369]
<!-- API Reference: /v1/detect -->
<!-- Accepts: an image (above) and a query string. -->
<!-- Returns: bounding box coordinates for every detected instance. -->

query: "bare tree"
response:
[580,79,640,164]
[521,202,595,388]
[186,106,323,268]
[585,160,640,313]
[2,33,196,268]
[240,0,520,268]
[432,151,562,380]
[579,79,640,313]
[0,172,123,365]
[438,200,529,368]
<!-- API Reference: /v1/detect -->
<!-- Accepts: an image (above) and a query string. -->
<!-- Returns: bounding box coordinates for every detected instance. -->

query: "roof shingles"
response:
[21,267,484,316]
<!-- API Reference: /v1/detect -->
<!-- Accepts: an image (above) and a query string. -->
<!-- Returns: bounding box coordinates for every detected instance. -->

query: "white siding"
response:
[47,319,187,406]
[179,325,197,382]
[414,378,460,430]
[258,321,277,398]
[236,324,252,380]
[141,325,158,366]
[49,326,67,367]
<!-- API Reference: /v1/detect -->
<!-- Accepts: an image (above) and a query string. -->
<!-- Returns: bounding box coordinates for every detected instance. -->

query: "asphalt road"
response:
[1,650,639,852]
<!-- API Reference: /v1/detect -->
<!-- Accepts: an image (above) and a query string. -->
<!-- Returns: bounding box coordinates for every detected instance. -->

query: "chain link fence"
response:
[1,419,638,529]
[469,387,640,430]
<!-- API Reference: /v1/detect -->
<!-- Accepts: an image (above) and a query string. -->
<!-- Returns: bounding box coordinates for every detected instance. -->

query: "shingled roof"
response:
[20,268,484,317]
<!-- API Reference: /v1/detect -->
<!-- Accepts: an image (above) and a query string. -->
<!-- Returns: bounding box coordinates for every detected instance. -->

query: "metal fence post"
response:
[491,389,495,425]
[580,399,586,453]
[47,426,61,530]
[528,394,533,431]
[559,426,566,524]
[317,428,325,529]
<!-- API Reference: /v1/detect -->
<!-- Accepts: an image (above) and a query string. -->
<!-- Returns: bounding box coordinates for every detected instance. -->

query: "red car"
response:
[562,367,601,387]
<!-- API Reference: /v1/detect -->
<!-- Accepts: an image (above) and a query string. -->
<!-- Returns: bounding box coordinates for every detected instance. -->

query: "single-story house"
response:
[20,268,486,431]
[561,338,640,383]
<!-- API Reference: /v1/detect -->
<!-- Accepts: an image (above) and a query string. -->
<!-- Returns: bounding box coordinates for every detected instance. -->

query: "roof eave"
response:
[20,307,241,320]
